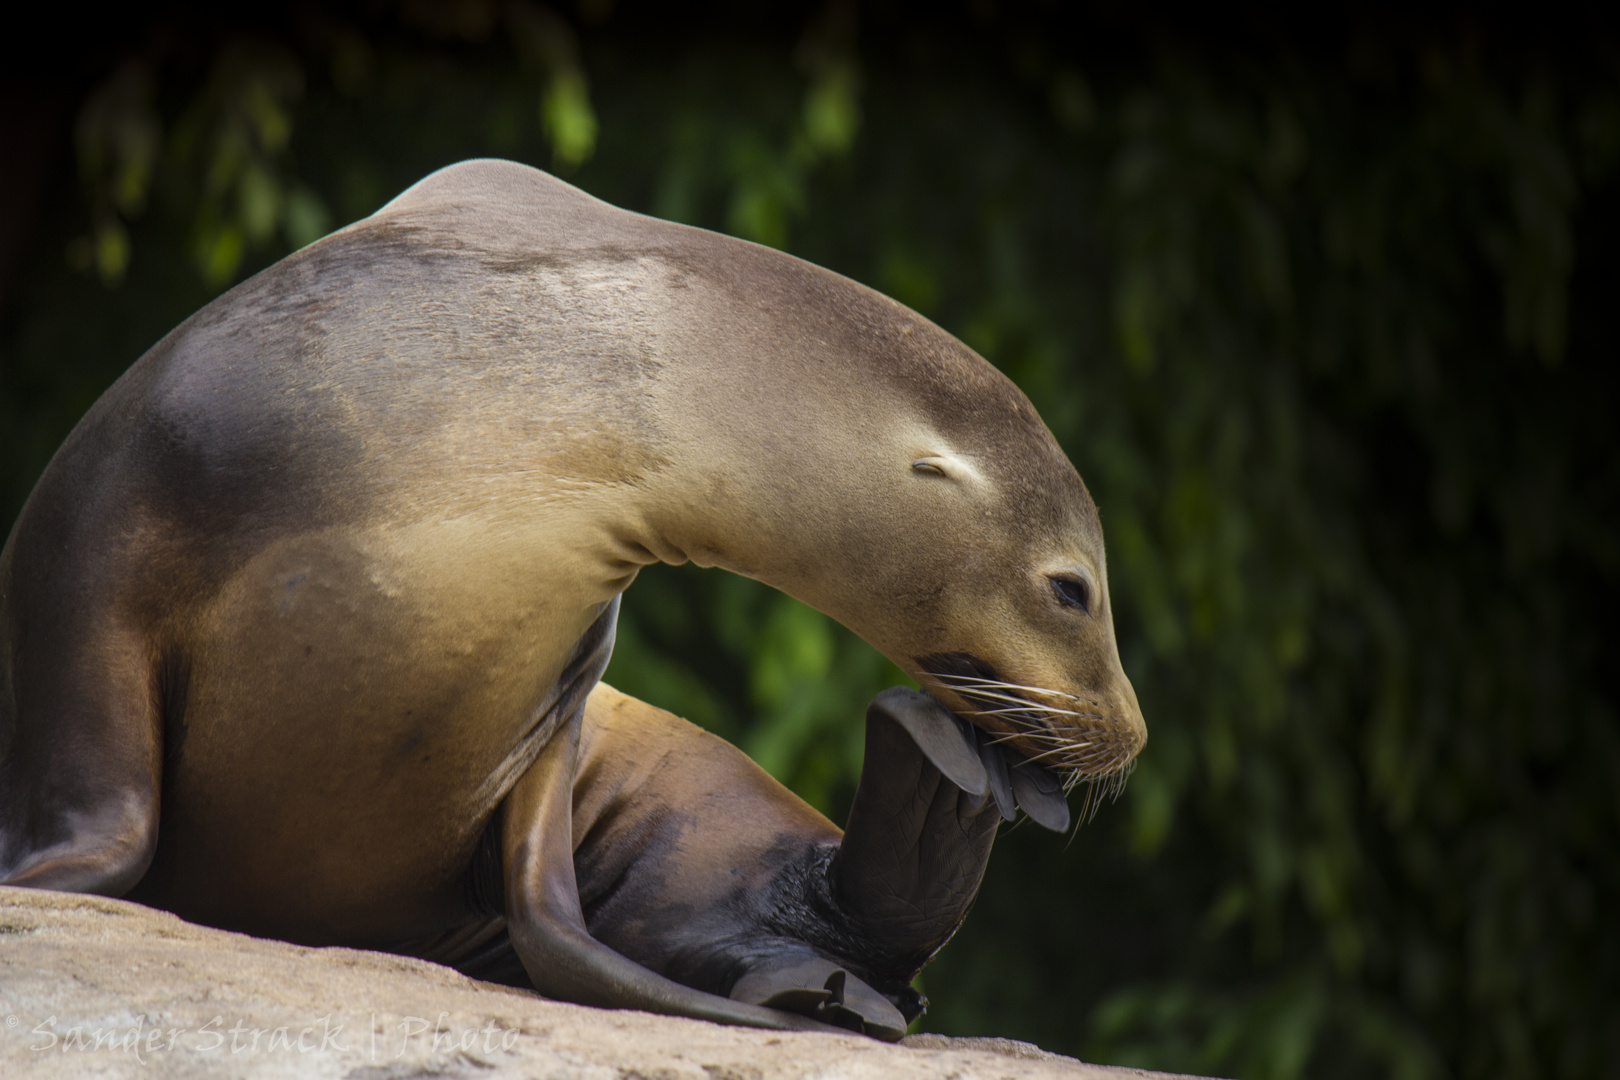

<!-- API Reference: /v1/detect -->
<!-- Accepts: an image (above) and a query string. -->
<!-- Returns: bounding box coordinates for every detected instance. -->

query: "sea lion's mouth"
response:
[913,651,1141,807]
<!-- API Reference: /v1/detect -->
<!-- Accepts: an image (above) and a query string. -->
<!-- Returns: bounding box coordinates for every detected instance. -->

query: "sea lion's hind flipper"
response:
[509,907,849,1033]
[1007,757,1070,832]
[730,953,908,1042]
[866,687,987,797]
[500,702,846,1035]
[975,726,1018,821]
[827,688,1001,985]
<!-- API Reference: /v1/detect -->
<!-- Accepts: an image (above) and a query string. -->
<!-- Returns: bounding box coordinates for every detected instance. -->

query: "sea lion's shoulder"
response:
[377,158,611,220]
[357,159,663,264]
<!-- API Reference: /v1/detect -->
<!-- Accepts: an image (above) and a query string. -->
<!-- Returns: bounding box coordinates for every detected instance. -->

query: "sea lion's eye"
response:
[911,458,948,477]
[1050,576,1090,613]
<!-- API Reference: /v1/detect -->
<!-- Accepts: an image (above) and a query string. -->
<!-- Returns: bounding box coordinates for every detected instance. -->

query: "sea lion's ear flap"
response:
[867,688,987,797]
[1008,760,1071,833]
[909,454,983,483]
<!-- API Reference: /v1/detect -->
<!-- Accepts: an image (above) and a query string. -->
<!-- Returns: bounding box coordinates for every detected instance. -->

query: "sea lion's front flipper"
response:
[828,688,1002,985]
[500,704,844,1035]
[729,953,908,1041]
[0,616,161,898]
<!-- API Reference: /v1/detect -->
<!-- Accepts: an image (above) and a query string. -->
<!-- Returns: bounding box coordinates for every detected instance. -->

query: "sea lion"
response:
[0,159,1145,1035]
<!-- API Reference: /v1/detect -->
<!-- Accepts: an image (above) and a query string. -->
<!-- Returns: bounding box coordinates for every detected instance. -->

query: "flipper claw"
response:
[731,955,835,1010]
[976,728,1018,821]
[730,955,908,1041]
[1009,759,1071,832]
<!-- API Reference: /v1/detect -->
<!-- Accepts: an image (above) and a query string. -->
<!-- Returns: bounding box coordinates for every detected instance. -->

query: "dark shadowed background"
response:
[2,3,1617,1078]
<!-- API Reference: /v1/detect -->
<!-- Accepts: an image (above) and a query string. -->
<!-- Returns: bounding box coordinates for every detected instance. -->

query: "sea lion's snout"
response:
[914,650,1145,797]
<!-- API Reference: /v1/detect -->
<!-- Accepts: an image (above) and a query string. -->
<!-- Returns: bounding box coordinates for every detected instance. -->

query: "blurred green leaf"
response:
[802,60,860,155]
[93,218,131,284]
[284,186,332,249]
[237,165,282,243]
[196,222,245,287]
[542,68,598,168]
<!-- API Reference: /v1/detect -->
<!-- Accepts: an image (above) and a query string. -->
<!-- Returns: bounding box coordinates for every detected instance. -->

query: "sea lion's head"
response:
[631,224,1147,793]
[889,408,1145,795]
[787,299,1149,794]
[900,444,1145,793]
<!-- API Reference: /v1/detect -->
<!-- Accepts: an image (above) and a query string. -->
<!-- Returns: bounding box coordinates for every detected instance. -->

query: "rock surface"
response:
[0,886,1206,1079]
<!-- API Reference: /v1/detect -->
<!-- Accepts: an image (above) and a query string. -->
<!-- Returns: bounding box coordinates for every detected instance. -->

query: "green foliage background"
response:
[2,5,1616,1078]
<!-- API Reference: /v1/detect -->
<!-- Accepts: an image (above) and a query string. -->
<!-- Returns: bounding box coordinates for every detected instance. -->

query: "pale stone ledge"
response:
[0,885,1209,1080]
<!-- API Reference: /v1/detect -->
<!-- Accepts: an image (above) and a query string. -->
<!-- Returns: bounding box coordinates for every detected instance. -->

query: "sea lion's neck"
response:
[612,349,929,668]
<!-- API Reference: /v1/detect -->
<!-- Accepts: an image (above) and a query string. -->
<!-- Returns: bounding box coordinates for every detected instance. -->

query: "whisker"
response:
[948,687,1054,709]
[959,696,1049,712]
[924,672,1141,817]
[958,699,1116,723]
[1012,744,1087,766]
[984,731,1085,745]
[931,673,1077,695]
[967,704,1106,721]
[929,673,1095,706]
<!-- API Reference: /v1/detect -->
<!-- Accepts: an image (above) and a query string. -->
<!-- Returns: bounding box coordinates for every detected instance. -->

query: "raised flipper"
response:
[824,687,1004,989]
[716,688,1005,1036]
